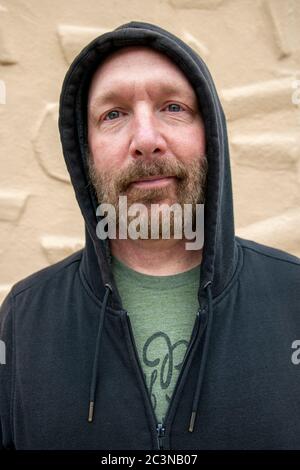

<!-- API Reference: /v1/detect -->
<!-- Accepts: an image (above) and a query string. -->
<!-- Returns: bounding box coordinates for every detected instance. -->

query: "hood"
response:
[58,20,238,431]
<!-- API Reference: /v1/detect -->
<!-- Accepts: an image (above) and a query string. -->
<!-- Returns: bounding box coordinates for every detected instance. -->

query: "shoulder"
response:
[236,237,300,285]
[236,236,300,267]
[9,249,83,300]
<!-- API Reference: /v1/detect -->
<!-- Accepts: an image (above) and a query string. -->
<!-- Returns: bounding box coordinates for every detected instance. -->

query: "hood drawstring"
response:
[189,281,213,432]
[88,283,113,423]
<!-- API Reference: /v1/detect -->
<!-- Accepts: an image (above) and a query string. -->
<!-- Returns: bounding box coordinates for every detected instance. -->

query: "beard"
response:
[87,150,208,240]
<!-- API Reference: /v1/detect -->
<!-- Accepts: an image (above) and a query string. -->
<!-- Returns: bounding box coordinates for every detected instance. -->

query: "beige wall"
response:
[0,0,299,303]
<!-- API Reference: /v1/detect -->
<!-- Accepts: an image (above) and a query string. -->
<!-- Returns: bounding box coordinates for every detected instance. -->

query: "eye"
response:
[103,110,121,121]
[165,103,184,112]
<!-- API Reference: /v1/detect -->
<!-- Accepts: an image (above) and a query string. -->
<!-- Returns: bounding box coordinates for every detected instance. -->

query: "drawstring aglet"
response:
[189,410,197,432]
[88,401,94,422]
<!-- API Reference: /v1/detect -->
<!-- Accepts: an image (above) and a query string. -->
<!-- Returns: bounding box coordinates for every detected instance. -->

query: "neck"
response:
[110,237,202,275]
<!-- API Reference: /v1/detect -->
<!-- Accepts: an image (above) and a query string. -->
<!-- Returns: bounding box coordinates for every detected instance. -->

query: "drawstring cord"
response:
[87,281,213,428]
[189,281,213,432]
[88,283,112,422]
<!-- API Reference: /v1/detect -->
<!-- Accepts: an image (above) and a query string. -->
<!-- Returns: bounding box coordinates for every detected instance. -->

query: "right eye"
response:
[103,110,122,121]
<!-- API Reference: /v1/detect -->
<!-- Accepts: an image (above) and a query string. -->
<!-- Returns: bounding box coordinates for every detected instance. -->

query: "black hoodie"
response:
[0,21,300,450]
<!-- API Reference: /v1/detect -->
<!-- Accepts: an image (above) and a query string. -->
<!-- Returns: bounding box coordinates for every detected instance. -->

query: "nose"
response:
[129,105,167,160]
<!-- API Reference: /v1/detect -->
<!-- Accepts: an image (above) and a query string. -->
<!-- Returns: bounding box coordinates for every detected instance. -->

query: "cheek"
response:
[89,133,127,173]
[191,123,206,155]
[172,125,206,161]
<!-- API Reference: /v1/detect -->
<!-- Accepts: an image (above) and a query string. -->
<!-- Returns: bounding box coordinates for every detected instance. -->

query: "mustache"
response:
[116,158,189,191]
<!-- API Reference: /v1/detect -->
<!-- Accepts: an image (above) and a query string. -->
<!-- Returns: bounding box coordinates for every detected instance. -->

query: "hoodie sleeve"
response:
[0,291,14,449]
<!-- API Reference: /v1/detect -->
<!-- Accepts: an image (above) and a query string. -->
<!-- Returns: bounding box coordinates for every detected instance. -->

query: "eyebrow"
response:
[89,83,197,111]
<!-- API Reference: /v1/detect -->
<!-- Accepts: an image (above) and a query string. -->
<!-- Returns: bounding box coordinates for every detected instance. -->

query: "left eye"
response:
[166,103,183,112]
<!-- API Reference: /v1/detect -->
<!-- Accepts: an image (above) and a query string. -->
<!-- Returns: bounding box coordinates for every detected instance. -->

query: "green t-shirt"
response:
[111,255,200,424]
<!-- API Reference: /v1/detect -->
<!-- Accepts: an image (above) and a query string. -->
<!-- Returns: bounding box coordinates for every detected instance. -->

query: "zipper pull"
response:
[156,422,165,450]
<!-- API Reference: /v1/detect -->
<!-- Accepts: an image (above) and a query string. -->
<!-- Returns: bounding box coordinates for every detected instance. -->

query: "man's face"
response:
[87,46,207,235]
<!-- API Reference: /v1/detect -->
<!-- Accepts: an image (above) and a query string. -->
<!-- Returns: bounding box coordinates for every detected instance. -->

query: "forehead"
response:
[87,46,197,106]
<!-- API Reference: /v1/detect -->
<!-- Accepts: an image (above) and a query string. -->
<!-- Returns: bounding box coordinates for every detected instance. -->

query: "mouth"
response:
[129,175,177,188]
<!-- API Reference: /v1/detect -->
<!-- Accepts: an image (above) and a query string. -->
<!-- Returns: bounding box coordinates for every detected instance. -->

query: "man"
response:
[0,21,299,450]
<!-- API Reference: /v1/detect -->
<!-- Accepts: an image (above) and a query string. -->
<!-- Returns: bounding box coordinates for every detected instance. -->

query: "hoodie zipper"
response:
[156,422,165,450]
[124,310,201,450]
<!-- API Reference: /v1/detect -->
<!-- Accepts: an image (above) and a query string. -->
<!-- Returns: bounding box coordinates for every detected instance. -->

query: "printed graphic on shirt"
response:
[142,331,189,420]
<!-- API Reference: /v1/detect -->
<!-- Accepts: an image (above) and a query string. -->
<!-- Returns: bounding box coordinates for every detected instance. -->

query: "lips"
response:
[131,175,174,183]
[127,176,177,190]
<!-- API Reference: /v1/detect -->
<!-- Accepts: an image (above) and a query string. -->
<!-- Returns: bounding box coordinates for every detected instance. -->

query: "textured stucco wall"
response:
[0,0,299,303]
